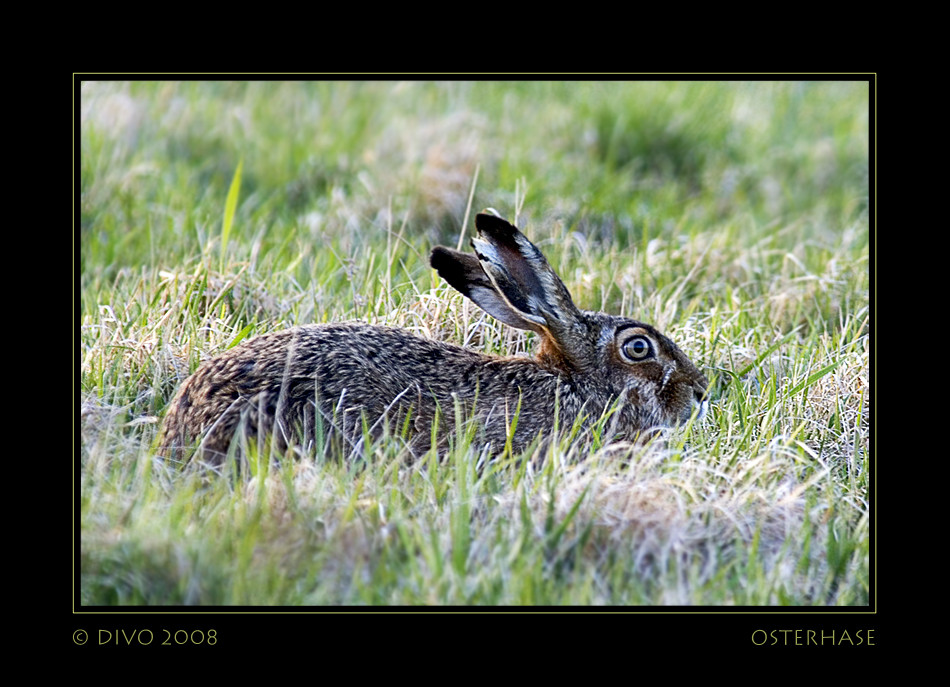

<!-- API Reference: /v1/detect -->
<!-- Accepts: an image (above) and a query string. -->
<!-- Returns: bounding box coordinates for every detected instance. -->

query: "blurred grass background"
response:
[78,80,870,607]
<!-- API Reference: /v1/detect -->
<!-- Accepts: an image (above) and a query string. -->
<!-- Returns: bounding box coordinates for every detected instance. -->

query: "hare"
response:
[159,211,708,463]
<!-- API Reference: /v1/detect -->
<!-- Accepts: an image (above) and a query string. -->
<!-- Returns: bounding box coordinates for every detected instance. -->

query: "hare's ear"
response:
[430,246,545,332]
[469,213,584,340]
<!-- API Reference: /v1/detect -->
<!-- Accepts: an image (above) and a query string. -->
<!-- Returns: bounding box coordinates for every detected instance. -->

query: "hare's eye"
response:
[622,335,653,361]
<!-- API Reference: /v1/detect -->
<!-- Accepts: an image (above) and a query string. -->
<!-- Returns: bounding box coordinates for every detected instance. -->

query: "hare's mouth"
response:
[680,390,708,424]
[694,398,708,421]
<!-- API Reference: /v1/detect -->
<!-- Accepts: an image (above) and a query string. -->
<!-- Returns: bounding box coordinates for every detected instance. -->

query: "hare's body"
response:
[160,212,708,462]
[161,322,573,459]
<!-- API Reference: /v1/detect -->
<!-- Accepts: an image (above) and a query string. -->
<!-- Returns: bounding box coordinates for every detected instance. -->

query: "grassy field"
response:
[78,80,870,608]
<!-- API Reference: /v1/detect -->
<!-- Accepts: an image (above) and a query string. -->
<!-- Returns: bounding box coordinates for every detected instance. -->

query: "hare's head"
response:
[430,211,708,433]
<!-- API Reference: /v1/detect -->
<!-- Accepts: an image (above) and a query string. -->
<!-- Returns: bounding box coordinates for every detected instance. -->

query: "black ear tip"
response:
[475,211,518,236]
[429,245,452,270]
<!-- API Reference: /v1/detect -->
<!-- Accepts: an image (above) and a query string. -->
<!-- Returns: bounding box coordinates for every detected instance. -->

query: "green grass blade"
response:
[786,358,846,398]
[227,323,254,350]
[220,159,243,271]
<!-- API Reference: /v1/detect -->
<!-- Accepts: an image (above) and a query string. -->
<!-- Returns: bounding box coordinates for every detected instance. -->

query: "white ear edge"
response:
[465,286,545,331]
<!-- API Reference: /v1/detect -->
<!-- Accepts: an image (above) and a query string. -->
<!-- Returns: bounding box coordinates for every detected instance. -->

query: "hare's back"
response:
[193,322,480,399]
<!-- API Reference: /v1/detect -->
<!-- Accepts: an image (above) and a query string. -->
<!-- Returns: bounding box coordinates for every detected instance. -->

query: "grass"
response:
[78,79,870,609]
